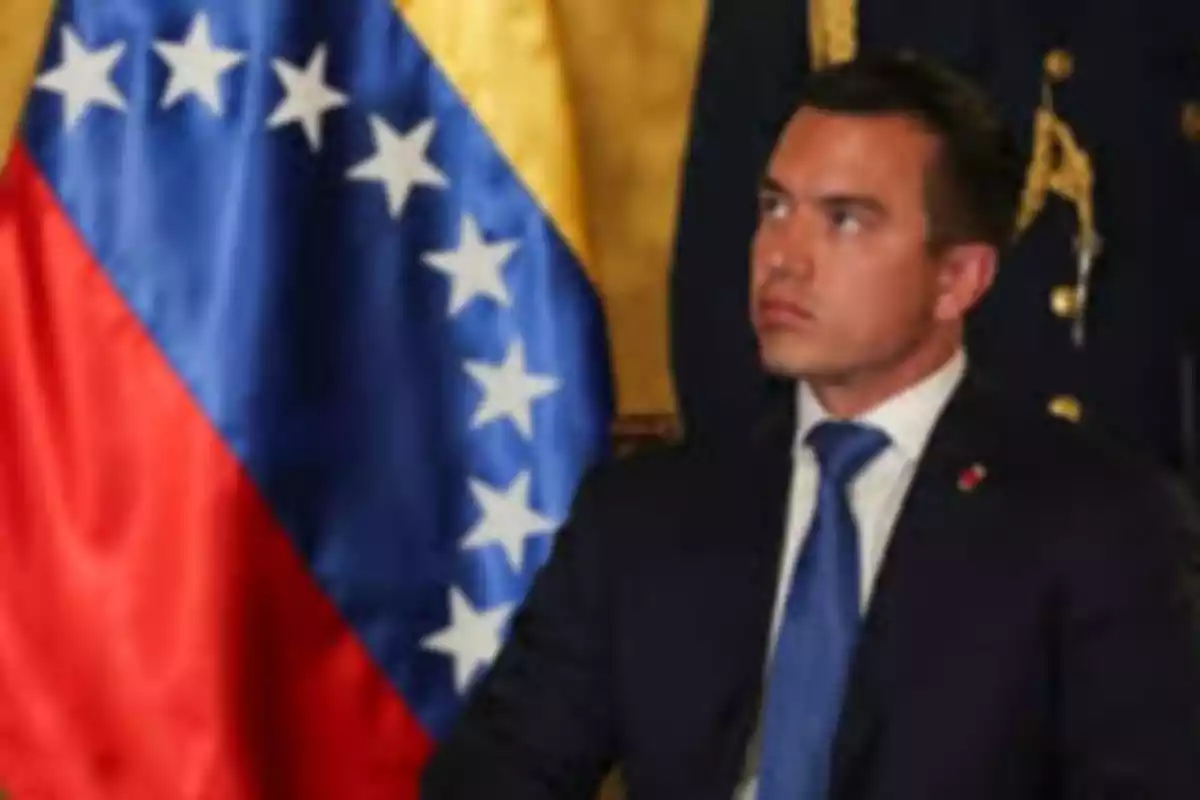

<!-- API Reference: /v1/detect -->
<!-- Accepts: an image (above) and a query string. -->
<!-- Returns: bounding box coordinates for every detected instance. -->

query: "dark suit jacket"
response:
[422,376,1200,799]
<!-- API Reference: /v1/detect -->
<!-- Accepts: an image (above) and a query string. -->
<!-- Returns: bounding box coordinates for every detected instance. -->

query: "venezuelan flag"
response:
[0,0,612,796]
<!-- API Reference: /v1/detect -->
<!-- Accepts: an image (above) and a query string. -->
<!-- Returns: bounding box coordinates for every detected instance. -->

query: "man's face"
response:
[750,109,953,384]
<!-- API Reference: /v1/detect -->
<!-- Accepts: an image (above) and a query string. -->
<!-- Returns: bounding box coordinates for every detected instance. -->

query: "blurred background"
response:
[1,1,1197,796]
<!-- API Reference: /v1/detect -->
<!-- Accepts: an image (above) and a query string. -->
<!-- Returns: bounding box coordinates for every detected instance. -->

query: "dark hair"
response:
[795,51,1024,252]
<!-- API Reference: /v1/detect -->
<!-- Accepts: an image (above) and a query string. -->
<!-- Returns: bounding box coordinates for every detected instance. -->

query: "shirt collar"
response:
[795,349,967,461]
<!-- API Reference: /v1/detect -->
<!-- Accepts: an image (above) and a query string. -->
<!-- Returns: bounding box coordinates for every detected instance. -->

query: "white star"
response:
[422,588,513,695]
[266,44,348,151]
[464,340,561,439]
[153,13,245,115]
[423,214,518,316]
[462,472,556,570]
[347,116,448,218]
[34,25,126,130]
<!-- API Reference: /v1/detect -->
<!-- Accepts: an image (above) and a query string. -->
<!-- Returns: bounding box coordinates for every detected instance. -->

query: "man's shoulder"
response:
[578,436,749,505]
[973,383,1191,523]
[980,385,1200,638]
[570,428,787,532]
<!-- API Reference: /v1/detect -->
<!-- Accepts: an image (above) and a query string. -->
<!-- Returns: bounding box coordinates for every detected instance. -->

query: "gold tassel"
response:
[809,0,858,70]
[1015,56,1101,346]
[1017,104,1097,256]
[1015,106,1058,236]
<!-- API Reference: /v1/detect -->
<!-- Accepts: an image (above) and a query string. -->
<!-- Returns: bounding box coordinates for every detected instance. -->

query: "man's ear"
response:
[933,243,997,321]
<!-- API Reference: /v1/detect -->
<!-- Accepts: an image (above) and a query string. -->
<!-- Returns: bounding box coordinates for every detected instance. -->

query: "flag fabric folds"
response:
[0,0,612,796]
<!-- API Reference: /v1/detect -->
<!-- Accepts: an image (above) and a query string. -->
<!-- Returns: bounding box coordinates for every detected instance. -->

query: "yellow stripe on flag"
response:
[0,0,54,166]
[397,0,706,418]
[395,0,592,270]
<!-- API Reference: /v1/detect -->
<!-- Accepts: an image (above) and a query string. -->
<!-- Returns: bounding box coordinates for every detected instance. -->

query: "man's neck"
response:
[807,340,963,420]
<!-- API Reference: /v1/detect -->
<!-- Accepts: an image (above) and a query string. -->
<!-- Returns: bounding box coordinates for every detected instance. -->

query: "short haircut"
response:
[794,51,1024,252]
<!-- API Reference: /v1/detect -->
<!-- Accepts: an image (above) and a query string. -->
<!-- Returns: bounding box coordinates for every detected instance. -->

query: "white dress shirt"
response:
[736,349,967,799]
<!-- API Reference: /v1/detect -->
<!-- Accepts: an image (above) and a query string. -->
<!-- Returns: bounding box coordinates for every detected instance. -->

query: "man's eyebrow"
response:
[758,175,790,196]
[757,180,889,217]
[815,193,888,215]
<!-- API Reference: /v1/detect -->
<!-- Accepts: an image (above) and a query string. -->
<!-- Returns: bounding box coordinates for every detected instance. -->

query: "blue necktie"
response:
[757,420,890,800]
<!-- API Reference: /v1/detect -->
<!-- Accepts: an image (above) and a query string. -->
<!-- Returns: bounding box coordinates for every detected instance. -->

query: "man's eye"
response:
[759,194,789,220]
[830,209,864,234]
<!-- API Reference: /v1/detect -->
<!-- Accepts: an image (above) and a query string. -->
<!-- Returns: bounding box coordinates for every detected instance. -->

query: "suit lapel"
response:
[830,374,1004,797]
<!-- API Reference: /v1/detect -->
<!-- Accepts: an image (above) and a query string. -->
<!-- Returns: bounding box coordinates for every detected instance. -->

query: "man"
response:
[422,55,1200,799]
[671,0,1200,486]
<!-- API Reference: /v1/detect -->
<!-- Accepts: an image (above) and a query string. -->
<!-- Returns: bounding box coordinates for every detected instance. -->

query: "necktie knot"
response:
[805,420,890,489]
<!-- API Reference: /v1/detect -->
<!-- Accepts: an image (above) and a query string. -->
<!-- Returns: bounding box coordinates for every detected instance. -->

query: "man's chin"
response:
[758,346,828,381]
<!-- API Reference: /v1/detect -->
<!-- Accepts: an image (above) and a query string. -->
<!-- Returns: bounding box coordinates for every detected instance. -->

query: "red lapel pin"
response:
[957,463,988,493]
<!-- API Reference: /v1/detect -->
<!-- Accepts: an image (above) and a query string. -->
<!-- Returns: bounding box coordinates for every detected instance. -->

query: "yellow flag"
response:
[555,1,706,418]
[398,0,707,418]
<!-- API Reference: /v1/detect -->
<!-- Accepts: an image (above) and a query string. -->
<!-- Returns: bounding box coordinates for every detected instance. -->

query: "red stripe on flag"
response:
[0,144,433,799]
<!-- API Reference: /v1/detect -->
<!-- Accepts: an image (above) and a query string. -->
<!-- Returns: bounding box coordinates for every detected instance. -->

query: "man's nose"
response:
[754,220,814,280]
